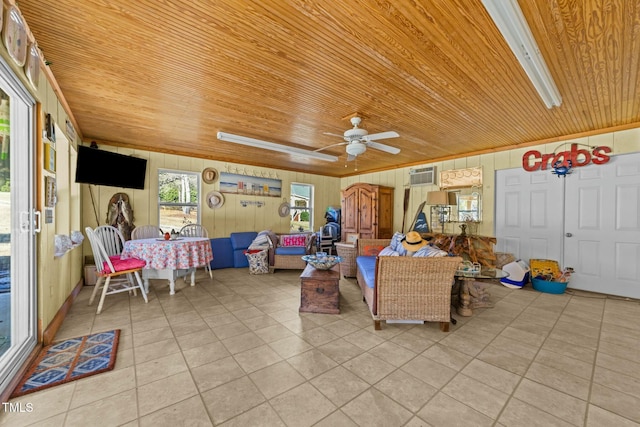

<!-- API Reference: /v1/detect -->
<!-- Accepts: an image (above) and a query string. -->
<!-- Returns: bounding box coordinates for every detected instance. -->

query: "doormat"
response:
[11,329,120,398]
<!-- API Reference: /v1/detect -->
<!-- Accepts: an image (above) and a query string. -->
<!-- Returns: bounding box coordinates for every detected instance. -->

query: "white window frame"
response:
[0,55,37,396]
[157,169,201,228]
[290,182,314,232]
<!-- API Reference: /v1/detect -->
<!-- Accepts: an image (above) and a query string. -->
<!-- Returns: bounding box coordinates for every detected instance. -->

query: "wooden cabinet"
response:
[341,183,394,240]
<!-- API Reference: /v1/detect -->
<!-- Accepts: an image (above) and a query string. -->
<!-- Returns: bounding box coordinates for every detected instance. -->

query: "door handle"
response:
[565,232,572,237]
[21,210,41,233]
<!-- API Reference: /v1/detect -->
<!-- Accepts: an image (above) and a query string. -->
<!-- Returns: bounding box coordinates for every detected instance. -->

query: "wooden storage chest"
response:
[299,264,340,314]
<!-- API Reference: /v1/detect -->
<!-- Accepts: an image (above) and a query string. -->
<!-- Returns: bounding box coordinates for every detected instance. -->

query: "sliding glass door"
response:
[0,57,37,396]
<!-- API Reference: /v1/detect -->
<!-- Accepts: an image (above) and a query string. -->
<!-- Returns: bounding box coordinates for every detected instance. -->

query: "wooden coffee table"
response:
[299,263,340,314]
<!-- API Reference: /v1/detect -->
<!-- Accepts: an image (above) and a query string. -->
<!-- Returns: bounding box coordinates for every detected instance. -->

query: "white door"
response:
[494,168,564,263]
[0,58,37,396]
[564,152,640,298]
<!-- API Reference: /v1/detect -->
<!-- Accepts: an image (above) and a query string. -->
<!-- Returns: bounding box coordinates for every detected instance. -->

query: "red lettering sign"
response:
[522,144,610,172]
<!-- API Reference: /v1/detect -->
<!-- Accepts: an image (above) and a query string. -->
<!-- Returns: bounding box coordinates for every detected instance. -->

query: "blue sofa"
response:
[209,231,258,269]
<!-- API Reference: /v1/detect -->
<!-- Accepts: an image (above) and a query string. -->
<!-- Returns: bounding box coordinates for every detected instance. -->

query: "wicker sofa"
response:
[267,232,316,271]
[356,239,462,331]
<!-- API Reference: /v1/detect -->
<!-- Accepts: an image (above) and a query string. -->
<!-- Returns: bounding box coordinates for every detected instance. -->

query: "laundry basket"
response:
[530,259,568,294]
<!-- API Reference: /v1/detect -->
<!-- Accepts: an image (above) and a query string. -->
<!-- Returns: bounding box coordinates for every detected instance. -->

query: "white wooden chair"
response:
[85,226,148,314]
[131,225,163,240]
[94,225,126,255]
[179,224,212,278]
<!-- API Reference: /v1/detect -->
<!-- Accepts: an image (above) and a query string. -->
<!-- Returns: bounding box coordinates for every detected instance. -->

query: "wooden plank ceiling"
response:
[17,0,640,177]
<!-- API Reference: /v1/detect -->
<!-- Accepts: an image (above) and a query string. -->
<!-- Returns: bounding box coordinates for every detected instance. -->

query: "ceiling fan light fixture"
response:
[216,131,338,162]
[481,0,562,108]
[345,142,367,156]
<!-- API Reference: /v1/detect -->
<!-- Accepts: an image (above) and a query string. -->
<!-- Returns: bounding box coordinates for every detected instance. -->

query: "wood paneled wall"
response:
[80,149,342,261]
[81,126,640,266]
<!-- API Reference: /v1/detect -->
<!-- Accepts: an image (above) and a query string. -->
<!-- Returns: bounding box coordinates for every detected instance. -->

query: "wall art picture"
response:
[45,176,56,207]
[44,142,55,173]
[440,166,482,189]
[219,172,281,197]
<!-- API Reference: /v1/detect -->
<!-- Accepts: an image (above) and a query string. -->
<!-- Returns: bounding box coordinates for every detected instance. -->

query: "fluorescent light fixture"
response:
[217,131,338,162]
[482,0,562,108]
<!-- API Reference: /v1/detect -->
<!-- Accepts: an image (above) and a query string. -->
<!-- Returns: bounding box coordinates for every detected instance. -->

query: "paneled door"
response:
[496,152,640,298]
[564,152,640,298]
[494,169,564,263]
[0,58,37,396]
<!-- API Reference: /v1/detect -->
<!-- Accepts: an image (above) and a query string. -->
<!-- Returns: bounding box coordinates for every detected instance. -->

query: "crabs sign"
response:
[522,143,611,172]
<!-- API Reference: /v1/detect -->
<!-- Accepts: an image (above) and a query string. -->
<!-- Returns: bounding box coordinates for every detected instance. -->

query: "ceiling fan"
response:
[317,116,401,160]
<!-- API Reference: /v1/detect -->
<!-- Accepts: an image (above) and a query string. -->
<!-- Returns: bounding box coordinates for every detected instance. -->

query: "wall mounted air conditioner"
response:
[409,166,436,186]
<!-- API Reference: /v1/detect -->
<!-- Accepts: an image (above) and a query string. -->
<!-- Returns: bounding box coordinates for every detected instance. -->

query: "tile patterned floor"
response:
[1,267,639,426]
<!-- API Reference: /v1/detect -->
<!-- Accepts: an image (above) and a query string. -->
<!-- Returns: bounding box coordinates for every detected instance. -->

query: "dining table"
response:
[121,237,213,295]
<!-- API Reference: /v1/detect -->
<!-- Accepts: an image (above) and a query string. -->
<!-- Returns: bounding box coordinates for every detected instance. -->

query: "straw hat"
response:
[202,167,218,184]
[401,231,428,252]
[206,190,224,209]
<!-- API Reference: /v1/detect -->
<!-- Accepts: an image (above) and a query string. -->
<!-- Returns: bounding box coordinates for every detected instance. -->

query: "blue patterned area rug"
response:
[11,330,120,398]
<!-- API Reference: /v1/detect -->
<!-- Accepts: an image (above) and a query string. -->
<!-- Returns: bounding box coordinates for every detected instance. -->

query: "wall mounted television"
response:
[75,145,147,189]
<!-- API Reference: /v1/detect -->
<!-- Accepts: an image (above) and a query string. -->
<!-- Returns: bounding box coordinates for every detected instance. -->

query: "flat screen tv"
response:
[75,145,147,189]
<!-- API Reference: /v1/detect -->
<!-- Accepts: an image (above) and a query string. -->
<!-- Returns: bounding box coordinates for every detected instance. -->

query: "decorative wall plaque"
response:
[439,167,482,189]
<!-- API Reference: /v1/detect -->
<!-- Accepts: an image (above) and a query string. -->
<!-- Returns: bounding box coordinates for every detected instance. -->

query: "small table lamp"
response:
[426,190,456,234]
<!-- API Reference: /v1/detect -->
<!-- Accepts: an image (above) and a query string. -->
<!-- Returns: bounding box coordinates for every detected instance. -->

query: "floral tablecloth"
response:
[121,237,213,270]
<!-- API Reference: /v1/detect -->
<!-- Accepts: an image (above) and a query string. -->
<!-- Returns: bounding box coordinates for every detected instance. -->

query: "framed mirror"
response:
[456,191,481,222]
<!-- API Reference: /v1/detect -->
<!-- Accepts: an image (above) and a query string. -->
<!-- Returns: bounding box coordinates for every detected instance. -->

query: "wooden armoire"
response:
[341,183,394,240]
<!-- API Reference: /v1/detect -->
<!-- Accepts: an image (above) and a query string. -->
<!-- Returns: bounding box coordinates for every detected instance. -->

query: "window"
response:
[290,183,313,232]
[158,170,200,233]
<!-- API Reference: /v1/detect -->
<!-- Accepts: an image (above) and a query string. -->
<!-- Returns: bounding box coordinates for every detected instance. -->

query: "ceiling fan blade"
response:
[366,141,401,154]
[314,142,348,152]
[365,131,399,141]
[322,132,345,138]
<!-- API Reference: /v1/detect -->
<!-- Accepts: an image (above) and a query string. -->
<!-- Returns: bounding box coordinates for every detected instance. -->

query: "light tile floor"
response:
[1,268,640,426]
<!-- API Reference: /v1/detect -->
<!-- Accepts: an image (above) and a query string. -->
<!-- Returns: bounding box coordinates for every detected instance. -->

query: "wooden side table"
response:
[299,263,340,314]
[335,242,357,277]
[454,268,508,316]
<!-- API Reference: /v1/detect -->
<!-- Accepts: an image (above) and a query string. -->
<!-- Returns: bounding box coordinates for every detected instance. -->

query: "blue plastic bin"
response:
[532,277,568,294]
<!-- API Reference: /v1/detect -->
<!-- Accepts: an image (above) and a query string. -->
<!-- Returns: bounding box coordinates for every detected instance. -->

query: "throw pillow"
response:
[412,244,448,257]
[280,234,306,247]
[390,232,407,256]
[245,250,269,274]
[379,246,400,256]
[249,231,271,250]
[362,244,385,256]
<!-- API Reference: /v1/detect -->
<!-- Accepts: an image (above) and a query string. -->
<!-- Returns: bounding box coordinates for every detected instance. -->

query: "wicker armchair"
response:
[356,239,462,331]
[267,232,316,270]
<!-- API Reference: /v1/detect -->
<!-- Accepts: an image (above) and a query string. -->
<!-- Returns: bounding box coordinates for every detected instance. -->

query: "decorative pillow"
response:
[245,250,269,274]
[280,234,306,247]
[379,246,400,256]
[390,232,407,256]
[249,230,271,250]
[362,245,386,256]
[412,244,448,257]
